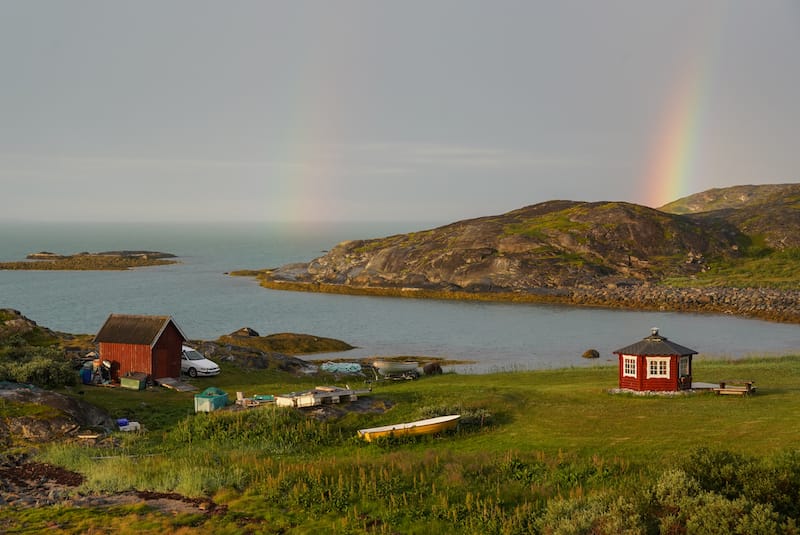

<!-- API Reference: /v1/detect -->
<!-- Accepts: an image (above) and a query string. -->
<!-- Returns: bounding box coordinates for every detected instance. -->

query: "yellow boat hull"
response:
[357,415,460,442]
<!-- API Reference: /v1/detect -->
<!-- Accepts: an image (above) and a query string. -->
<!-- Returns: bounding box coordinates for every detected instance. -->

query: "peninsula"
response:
[234,183,800,323]
[0,251,178,270]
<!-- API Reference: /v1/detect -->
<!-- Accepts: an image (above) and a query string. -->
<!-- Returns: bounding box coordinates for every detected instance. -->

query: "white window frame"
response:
[622,356,637,378]
[679,356,690,376]
[646,357,670,379]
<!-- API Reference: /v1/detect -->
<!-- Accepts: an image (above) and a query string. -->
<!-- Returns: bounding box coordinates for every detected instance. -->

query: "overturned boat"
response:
[371,359,419,376]
[357,414,460,442]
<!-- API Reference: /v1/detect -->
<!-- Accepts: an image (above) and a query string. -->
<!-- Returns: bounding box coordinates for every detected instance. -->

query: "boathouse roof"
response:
[93,314,187,347]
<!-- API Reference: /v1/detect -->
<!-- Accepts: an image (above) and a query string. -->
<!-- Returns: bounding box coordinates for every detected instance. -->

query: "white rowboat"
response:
[371,359,419,376]
[357,414,461,442]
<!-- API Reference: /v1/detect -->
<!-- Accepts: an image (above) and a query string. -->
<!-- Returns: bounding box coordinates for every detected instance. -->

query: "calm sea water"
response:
[1,221,798,373]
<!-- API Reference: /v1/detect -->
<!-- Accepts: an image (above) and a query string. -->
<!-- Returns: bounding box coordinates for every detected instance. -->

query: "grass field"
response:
[4,354,800,533]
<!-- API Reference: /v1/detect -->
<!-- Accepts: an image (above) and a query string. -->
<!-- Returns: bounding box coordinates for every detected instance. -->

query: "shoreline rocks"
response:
[566,285,800,323]
[256,277,800,324]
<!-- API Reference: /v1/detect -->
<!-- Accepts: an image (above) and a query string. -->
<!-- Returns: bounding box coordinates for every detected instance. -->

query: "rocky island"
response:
[235,183,800,324]
[0,250,178,270]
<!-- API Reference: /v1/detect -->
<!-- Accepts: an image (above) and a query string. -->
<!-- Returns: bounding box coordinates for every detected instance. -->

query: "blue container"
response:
[80,368,93,384]
[117,418,129,426]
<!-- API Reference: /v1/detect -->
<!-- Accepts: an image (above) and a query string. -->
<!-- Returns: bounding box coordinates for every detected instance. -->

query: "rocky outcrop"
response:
[266,200,741,291]
[0,383,115,445]
[253,184,800,323]
[661,183,800,249]
[0,455,225,513]
[0,309,60,344]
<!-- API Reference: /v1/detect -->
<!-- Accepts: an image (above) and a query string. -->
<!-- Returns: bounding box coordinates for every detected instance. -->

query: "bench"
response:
[712,381,756,396]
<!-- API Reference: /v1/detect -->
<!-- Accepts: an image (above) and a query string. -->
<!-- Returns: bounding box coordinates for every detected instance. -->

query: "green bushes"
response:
[646,450,800,534]
[0,346,76,388]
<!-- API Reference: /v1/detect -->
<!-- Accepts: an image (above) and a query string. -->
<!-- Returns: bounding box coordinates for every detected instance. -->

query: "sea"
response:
[1,221,798,374]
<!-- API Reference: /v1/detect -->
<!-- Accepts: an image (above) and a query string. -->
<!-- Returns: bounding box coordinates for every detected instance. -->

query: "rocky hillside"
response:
[660,183,800,249]
[259,184,799,293]
[262,200,742,291]
[247,184,800,322]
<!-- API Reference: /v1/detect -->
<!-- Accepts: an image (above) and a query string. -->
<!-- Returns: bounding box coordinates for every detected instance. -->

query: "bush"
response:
[685,447,752,499]
[2,356,76,388]
[534,494,646,534]
[0,346,75,388]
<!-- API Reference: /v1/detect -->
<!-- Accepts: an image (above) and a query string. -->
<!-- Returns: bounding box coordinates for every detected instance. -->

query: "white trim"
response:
[622,355,637,378]
[646,357,671,379]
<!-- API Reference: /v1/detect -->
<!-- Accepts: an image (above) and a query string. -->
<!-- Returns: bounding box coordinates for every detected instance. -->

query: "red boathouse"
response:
[613,328,697,392]
[93,314,187,382]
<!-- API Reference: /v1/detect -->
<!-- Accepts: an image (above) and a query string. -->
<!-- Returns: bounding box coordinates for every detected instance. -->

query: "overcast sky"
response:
[1,1,798,223]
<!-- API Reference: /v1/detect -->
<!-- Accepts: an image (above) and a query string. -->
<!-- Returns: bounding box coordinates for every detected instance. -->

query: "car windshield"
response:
[184,350,205,361]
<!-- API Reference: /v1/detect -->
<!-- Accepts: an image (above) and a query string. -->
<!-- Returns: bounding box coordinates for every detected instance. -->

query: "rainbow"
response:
[640,5,724,209]
[643,63,703,208]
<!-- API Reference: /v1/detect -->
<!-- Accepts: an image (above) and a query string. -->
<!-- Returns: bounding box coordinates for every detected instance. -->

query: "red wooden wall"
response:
[618,354,685,392]
[152,323,182,379]
[99,322,183,381]
[99,342,152,380]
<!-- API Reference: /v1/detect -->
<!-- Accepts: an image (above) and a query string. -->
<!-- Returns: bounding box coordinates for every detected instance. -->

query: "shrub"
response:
[534,494,646,534]
[0,345,76,388]
[685,447,752,499]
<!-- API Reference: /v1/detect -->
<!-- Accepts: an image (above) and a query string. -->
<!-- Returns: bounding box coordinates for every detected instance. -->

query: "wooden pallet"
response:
[155,377,197,392]
[712,381,756,396]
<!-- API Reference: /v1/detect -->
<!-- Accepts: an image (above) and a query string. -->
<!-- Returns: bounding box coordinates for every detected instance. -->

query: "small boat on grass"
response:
[357,414,461,442]
[371,359,419,376]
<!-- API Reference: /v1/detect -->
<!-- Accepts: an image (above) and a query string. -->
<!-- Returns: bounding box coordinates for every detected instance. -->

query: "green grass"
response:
[503,209,591,241]
[0,398,63,419]
[664,247,800,289]
[5,355,800,533]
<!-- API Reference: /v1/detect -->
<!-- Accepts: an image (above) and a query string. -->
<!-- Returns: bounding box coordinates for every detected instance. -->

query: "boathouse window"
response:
[646,357,670,378]
[680,356,690,376]
[623,356,637,377]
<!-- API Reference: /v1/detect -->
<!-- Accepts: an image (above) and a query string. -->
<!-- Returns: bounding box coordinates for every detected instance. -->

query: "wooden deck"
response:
[155,377,197,392]
[712,381,756,396]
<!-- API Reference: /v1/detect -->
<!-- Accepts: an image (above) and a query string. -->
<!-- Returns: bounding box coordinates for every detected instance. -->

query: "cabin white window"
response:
[646,357,670,379]
[623,356,637,377]
[679,356,690,376]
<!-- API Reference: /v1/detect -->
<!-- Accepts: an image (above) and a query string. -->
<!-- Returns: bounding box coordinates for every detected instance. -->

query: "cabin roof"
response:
[613,328,697,357]
[93,314,187,347]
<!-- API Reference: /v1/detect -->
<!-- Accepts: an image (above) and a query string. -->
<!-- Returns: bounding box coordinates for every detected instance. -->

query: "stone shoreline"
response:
[568,285,800,324]
[256,278,800,324]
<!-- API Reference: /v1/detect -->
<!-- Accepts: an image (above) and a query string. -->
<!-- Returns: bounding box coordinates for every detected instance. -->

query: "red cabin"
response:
[613,328,697,392]
[93,314,187,382]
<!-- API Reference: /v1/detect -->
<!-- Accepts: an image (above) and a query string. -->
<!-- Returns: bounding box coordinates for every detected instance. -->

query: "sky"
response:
[1,1,798,224]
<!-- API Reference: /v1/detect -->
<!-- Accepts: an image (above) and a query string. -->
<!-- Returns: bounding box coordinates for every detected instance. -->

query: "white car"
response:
[181,345,220,377]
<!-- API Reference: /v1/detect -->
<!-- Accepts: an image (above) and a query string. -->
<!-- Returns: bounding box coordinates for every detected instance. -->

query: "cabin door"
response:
[153,348,170,379]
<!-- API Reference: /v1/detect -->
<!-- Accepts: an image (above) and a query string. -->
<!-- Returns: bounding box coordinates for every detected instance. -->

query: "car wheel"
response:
[188,367,198,378]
